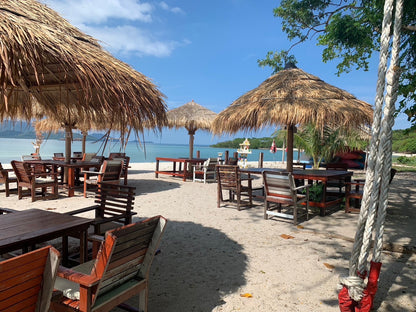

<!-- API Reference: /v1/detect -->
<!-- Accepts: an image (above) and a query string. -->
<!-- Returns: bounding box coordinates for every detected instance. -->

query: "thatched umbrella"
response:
[212,64,373,171]
[0,0,167,162]
[166,100,217,159]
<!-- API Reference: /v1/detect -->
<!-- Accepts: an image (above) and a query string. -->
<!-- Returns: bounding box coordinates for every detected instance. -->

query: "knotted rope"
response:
[339,0,403,303]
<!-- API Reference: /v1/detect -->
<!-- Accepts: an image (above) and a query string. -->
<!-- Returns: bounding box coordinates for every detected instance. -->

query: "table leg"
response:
[80,230,88,263]
[62,235,68,266]
[67,167,75,197]
[155,159,159,178]
[321,180,327,216]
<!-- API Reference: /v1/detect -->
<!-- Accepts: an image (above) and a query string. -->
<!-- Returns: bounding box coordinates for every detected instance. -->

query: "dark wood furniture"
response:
[193,158,218,183]
[0,245,60,311]
[52,216,167,312]
[0,162,17,197]
[155,157,206,181]
[216,165,253,210]
[0,209,92,265]
[263,171,309,225]
[109,154,130,185]
[11,160,58,202]
[82,160,123,197]
[65,182,136,237]
[241,168,353,216]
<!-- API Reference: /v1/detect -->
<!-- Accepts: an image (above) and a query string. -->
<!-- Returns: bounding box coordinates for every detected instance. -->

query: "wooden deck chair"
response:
[110,156,130,185]
[0,162,17,197]
[325,163,349,194]
[11,160,58,202]
[0,245,60,311]
[82,160,123,198]
[263,171,310,225]
[52,216,167,312]
[216,165,253,210]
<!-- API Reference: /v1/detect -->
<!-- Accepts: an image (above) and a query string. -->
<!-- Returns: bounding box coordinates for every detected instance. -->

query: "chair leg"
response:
[237,193,241,211]
[264,200,269,219]
[293,205,298,225]
[18,186,22,199]
[5,182,9,197]
[31,187,35,202]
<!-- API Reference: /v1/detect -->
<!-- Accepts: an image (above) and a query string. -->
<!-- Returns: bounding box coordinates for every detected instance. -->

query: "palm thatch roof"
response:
[212,67,373,134]
[212,66,373,171]
[0,0,167,131]
[165,100,217,159]
[166,100,217,133]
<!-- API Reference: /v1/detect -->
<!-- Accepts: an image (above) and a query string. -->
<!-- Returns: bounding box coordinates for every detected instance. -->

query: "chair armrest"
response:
[64,205,97,215]
[88,234,105,244]
[81,170,103,175]
[57,265,100,287]
[294,184,310,192]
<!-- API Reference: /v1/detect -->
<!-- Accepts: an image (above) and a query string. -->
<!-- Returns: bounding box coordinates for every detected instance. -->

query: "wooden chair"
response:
[11,160,58,202]
[263,171,310,225]
[52,216,167,312]
[345,168,397,213]
[325,163,349,194]
[193,158,218,183]
[73,152,83,158]
[109,152,126,159]
[0,245,60,311]
[66,182,137,236]
[83,160,123,197]
[81,153,97,162]
[0,162,17,197]
[216,165,253,210]
[109,155,130,185]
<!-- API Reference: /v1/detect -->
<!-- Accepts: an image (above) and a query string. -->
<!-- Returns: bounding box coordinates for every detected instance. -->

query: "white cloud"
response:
[83,25,180,57]
[43,0,153,25]
[159,1,184,14]
[41,0,186,58]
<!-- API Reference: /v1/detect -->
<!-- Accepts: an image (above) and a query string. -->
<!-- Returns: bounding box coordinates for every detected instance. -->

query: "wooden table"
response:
[0,209,92,265]
[24,160,101,197]
[241,168,353,216]
[155,157,207,181]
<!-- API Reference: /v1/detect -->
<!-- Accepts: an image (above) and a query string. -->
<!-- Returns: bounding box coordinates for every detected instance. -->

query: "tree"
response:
[258,0,416,128]
[291,123,368,168]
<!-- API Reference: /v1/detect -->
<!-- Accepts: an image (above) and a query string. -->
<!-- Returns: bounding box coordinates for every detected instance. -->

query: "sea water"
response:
[0,138,302,164]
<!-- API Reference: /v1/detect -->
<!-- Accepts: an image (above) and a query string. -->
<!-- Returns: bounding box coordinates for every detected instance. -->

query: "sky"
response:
[42,0,411,145]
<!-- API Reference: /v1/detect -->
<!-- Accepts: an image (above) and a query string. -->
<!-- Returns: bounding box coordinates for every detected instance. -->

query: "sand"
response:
[1,161,415,311]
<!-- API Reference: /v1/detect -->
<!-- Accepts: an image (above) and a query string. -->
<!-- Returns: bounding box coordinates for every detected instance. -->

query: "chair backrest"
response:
[263,171,297,203]
[109,152,126,159]
[73,152,83,158]
[101,160,123,182]
[82,153,97,162]
[94,182,136,223]
[54,152,64,158]
[91,216,167,306]
[21,154,41,161]
[11,160,32,183]
[0,162,7,181]
[0,245,60,311]
[216,165,241,190]
[326,163,348,171]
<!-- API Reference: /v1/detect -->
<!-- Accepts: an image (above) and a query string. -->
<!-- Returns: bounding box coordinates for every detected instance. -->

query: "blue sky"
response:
[43,0,411,145]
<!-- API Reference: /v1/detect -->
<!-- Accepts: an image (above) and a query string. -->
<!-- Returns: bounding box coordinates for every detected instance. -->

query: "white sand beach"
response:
[1,161,415,311]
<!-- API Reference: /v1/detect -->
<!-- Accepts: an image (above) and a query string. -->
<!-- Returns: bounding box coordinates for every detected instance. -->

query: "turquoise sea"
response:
[0,138,302,164]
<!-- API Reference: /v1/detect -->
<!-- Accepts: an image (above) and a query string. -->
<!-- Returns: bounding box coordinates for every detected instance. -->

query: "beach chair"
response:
[0,162,17,197]
[325,163,349,194]
[82,160,123,197]
[263,171,309,225]
[216,165,253,210]
[193,158,217,183]
[109,155,130,185]
[109,152,126,159]
[11,160,58,202]
[52,216,167,312]
[0,245,60,311]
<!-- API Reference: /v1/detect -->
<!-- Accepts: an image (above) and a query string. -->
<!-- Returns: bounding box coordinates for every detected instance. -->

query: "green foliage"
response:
[395,156,416,165]
[292,123,368,168]
[263,0,416,128]
[392,129,416,153]
[211,137,284,149]
[303,182,324,202]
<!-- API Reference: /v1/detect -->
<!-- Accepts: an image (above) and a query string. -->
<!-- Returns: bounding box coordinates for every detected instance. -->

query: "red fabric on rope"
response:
[338,286,357,312]
[356,261,382,312]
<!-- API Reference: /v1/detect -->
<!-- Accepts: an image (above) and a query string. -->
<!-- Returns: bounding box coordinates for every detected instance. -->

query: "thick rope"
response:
[340,0,395,302]
[348,0,394,278]
[372,0,403,263]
